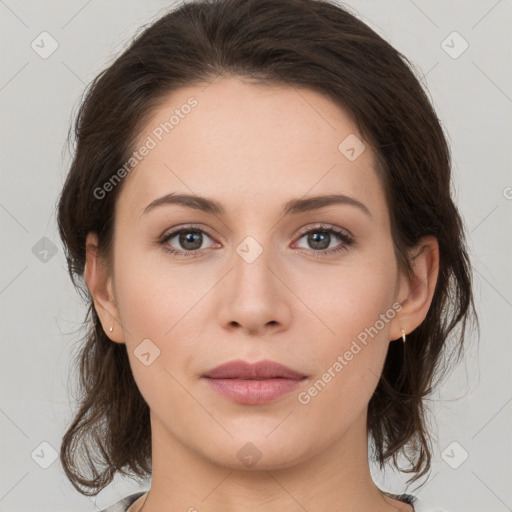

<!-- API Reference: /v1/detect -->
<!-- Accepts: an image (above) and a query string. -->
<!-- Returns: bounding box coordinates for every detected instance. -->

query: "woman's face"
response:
[91,75,411,470]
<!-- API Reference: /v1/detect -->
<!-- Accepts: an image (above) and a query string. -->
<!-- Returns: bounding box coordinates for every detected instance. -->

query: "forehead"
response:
[118,75,386,221]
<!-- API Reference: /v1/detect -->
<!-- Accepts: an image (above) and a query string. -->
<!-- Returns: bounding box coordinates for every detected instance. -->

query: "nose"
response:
[216,237,292,336]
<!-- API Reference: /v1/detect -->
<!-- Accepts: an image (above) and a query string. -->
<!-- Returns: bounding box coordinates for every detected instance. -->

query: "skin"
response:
[85,75,439,512]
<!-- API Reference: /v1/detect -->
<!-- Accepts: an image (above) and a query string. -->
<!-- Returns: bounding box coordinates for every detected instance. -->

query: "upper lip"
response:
[202,359,307,380]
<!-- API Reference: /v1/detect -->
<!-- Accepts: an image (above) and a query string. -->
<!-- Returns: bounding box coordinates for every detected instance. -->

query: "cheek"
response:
[111,246,217,397]
[298,246,397,341]
[297,250,396,408]
[112,246,206,340]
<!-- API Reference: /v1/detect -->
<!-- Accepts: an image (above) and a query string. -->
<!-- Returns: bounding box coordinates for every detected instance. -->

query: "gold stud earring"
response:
[401,329,406,343]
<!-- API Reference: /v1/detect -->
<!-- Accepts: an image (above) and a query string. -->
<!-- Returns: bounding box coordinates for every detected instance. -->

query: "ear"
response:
[84,232,125,344]
[389,235,440,341]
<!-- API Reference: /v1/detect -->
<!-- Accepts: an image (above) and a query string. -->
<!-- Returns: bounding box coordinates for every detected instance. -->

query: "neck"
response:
[135,408,410,512]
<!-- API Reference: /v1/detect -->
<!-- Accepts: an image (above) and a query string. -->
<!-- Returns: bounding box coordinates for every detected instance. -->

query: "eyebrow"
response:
[143,192,372,218]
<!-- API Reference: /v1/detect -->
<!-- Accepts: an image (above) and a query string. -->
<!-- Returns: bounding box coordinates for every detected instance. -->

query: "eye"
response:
[159,225,218,257]
[293,224,354,256]
[158,223,354,258]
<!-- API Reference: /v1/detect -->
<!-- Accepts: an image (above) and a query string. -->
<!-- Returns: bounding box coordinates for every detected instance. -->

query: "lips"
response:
[202,359,307,405]
[202,359,307,380]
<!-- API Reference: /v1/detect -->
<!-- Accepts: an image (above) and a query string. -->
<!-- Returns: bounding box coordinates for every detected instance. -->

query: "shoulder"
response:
[383,491,450,512]
[98,491,147,512]
[99,490,450,512]
[410,494,451,512]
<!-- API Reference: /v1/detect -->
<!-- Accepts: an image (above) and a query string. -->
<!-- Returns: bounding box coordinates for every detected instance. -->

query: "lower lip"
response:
[204,377,305,405]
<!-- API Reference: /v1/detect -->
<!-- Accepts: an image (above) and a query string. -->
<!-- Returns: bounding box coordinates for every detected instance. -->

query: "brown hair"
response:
[57,0,478,496]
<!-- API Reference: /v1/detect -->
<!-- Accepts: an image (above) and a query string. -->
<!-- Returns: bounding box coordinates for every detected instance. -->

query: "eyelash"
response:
[158,223,354,258]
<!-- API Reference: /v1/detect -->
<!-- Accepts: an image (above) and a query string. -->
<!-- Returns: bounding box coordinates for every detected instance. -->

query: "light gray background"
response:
[1,1,511,511]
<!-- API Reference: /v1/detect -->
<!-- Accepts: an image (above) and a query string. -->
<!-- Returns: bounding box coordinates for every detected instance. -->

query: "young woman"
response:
[56,0,478,511]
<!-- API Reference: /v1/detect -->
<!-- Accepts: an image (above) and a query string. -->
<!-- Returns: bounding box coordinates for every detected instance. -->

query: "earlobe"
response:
[84,232,125,344]
[390,236,440,341]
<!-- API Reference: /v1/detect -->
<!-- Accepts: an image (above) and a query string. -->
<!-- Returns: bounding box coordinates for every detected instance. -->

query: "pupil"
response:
[310,232,329,250]
[180,231,202,250]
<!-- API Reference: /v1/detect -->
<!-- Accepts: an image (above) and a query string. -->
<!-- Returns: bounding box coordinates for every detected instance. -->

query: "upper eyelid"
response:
[162,223,349,236]
[295,223,352,238]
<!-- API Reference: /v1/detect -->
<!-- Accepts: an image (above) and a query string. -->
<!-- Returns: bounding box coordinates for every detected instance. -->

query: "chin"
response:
[198,432,315,471]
